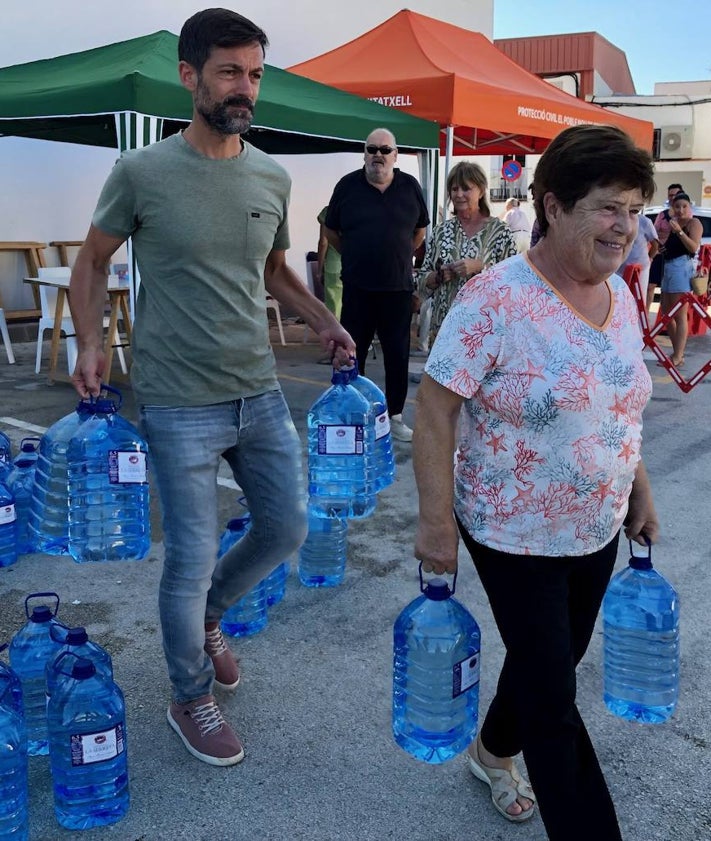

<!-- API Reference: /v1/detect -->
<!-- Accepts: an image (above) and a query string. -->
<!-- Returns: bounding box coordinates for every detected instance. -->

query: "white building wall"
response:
[0,1,494,312]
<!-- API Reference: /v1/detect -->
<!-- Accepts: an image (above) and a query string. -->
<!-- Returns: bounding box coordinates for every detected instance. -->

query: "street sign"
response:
[501,160,522,182]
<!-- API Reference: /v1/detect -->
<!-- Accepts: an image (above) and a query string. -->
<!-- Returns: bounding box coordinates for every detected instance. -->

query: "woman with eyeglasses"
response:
[413,125,659,840]
[658,191,702,367]
[417,162,516,348]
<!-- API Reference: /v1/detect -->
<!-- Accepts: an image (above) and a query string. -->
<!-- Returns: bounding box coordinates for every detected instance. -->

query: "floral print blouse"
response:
[424,254,652,557]
[417,215,516,344]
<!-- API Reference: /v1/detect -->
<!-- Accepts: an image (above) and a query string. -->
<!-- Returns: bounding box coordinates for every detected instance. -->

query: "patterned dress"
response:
[417,216,516,346]
[425,254,652,557]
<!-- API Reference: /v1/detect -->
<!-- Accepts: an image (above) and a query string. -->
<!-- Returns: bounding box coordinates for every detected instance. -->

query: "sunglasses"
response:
[366,145,395,155]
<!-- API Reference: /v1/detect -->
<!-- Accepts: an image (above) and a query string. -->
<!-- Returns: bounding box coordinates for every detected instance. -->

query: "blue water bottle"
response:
[348,364,395,492]
[6,457,36,555]
[0,481,18,568]
[307,367,376,519]
[264,562,289,606]
[218,508,268,637]
[46,625,113,701]
[12,437,41,467]
[29,400,92,555]
[0,643,24,718]
[9,592,63,755]
[0,430,11,482]
[298,505,348,587]
[603,540,680,724]
[67,385,150,563]
[393,566,481,763]
[0,673,29,841]
[48,653,129,830]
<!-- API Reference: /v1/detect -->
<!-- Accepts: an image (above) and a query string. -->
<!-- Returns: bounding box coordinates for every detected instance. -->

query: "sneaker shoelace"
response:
[204,625,229,658]
[190,700,225,737]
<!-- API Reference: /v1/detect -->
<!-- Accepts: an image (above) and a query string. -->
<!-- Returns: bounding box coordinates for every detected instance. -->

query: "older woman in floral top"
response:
[418,162,516,347]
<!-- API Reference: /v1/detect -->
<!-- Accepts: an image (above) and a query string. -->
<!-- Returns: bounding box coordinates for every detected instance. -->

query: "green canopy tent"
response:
[0,30,439,312]
[0,30,439,154]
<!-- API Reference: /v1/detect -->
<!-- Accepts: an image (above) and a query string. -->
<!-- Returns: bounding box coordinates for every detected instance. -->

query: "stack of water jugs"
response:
[218,497,291,638]
[0,592,129,836]
[300,362,394,587]
[0,385,151,567]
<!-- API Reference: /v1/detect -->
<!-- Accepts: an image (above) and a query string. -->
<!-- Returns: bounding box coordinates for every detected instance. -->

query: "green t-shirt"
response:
[317,206,341,274]
[93,133,291,406]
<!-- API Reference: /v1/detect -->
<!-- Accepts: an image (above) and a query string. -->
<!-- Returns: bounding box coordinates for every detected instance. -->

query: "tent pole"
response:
[443,126,453,222]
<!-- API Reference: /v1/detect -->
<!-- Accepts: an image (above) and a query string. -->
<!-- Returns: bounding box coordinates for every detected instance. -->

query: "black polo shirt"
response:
[325,167,429,292]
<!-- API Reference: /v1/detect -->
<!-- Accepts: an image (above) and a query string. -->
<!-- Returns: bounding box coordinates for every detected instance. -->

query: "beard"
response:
[195,80,254,136]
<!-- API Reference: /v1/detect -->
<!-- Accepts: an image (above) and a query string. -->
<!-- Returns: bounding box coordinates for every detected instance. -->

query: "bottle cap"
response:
[71,658,96,680]
[65,627,89,645]
[331,369,353,386]
[423,578,451,600]
[30,605,53,623]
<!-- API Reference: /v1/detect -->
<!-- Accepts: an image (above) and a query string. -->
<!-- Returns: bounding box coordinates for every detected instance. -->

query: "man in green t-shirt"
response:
[68,8,354,768]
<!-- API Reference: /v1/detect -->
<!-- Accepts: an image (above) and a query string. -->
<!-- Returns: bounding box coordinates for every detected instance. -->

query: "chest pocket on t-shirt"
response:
[245,210,280,260]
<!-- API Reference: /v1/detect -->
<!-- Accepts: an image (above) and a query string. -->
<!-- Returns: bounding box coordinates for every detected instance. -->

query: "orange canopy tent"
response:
[288,9,654,160]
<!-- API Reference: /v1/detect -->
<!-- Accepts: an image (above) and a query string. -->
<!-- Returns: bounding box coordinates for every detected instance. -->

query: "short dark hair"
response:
[532,125,656,236]
[178,8,268,73]
[667,183,684,192]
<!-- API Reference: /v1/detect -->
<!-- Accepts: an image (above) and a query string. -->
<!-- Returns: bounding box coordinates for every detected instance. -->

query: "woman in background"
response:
[417,162,516,348]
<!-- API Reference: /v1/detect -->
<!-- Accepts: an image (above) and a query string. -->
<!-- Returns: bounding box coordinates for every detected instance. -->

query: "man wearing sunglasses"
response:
[324,129,430,442]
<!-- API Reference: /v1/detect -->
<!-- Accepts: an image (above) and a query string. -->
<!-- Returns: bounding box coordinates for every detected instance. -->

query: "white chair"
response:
[0,308,16,364]
[266,295,286,346]
[35,267,128,375]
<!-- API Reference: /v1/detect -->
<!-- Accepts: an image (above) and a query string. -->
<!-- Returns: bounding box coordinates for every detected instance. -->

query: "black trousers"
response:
[457,522,622,841]
[340,285,412,416]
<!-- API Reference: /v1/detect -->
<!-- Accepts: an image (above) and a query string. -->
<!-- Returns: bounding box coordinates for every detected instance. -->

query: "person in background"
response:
[417,162,516,348]
[618,212,659,307]
[658,191,703,367]
[648,183,684,314]
[502,197,531,253]
[324,128,430,442]
[413,124,658,841]
[68,8,354,767]
[315,206,343,362]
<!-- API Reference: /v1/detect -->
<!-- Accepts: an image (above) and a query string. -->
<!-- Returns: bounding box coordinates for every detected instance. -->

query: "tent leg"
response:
[443,126,454,222]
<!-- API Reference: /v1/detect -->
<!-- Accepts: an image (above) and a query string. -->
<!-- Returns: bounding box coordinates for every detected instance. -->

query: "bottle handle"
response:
[418,560,457,595]
[87,383,123,411]
[24,591,60,620]
[629,534,652,561]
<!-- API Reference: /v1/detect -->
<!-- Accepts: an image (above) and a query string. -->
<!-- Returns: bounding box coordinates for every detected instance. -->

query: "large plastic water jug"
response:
[348,364,395,492]
[46,625,114,700]
[12,437,41,467]
[0,431,11,482]
[9,592,63,755]
[603,541,680,724]
[0,481,17,568]
[29,400,92,555]
[0,674,29,841]
[0,644,24,717]
[264,562,289,606]
[66,385,150,563]
[307,368,375,519]
[47,654,129,830]
[6,458,36,555]
[298,505,348,587]
[393,567,480,764]
[218,508,268,637]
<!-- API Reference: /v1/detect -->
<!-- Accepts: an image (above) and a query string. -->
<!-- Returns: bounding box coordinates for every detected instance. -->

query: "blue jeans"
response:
[140,390,307,703]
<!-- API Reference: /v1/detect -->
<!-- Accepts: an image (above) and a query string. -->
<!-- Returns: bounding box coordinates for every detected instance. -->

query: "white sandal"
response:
[467,735,536,823]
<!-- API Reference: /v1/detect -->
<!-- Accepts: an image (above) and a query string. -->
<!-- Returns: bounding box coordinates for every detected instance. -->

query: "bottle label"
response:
[0,503,16,525]
[317,424,365,455]
[374,410,390,440]
[453,651,480,699]
[70,722,125,766]
[109,450,147,484]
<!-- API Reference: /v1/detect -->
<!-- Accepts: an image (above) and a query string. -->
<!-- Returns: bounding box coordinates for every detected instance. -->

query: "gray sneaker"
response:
[167,694,245,766]
[389,414,413,442]
[204,622,240,692]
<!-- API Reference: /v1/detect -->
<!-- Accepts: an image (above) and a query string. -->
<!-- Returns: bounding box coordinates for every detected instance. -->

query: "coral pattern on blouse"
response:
[425,253,652,557]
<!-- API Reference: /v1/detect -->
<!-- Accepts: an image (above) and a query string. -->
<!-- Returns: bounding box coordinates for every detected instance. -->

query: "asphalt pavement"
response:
[0,317,709,841]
